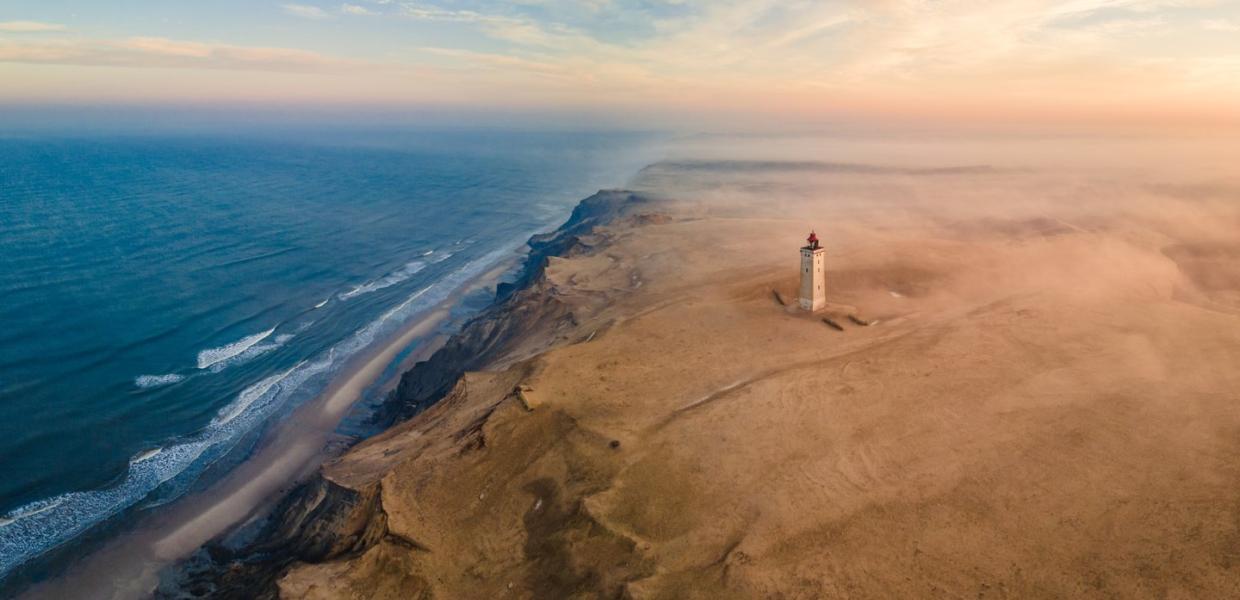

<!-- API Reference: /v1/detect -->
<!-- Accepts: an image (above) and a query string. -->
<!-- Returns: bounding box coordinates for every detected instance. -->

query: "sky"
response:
[2,1,1240,130]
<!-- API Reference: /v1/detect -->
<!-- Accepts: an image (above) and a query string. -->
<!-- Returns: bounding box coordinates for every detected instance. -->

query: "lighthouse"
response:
[799,231,827,312]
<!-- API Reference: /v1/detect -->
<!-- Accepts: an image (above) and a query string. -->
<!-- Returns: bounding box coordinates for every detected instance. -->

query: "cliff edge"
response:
[160,189,658,599]
[166,161,1240,599]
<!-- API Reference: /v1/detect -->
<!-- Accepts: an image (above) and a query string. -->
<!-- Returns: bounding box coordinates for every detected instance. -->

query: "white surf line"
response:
[339,260,427,301]
[131,448,163,464]
[149,290,466,560]
[134,374,186,388]
[197,327,276,370]
[210,361,305,427]
[0,499,65,528]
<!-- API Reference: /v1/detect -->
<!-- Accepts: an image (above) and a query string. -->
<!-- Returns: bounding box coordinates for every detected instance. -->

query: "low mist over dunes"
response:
[162,138,1240,598]
[7,0,1240,595]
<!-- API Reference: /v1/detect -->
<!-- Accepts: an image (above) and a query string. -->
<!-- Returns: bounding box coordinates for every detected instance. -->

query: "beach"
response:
[159,152,1240,598]
[18,258,523,600]
[6,0,1240,596]
[0,130,657,597]
[17,145,1240,598]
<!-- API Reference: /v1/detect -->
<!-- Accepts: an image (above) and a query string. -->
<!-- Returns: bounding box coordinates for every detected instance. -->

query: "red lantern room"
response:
[806,231,820,250]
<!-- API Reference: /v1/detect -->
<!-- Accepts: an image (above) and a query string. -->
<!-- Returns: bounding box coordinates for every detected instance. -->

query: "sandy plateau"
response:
[238,156,1240,599]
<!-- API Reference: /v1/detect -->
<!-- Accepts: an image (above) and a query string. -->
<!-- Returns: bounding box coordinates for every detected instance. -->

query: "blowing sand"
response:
[272,147,1240,598]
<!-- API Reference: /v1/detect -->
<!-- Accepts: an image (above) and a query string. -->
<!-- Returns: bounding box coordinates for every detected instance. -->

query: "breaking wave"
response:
[0,499,63,528]
[196,328,276,370]
[0,239,522,579]
[203,333,293,374]
[211,362,303,427]
[339,260,426,301]
[134,374,185,388]
[131,448,162,463]
[0,439,212,574]
[0,352,333,577]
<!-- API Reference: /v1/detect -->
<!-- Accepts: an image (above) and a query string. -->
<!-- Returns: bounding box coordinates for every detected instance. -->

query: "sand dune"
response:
[179,151,1240,598]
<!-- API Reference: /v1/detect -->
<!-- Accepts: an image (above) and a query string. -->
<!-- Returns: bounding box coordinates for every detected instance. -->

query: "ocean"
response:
[0,128,660,580]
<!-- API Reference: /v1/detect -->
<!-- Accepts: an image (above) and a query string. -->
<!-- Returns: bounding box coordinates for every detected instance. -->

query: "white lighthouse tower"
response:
[799,231,827,312]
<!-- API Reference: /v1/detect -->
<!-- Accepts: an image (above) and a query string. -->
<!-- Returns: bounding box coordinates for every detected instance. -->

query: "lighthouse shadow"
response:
[769,283,873,332]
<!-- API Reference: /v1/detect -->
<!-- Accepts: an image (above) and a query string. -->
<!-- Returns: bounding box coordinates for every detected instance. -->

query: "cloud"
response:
[420,46,566,76]
[3,0,1239,127]
[282,3,332,19]
[0,36,357,72]
[1202,18,1240,32]
[0,20,66,33]
[766,13,856,48]
[364,0,1240,126]
[398,3,503,23]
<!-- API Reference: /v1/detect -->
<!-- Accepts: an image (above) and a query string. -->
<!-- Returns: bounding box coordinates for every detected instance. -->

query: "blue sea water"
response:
[0,129,660,578]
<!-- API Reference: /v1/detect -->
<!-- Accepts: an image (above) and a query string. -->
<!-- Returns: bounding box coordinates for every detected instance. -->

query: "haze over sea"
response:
[0,128,659,578]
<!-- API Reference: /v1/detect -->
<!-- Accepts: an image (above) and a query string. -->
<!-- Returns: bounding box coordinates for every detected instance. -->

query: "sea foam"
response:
[0,439,211,574]
[196,328,276,370]
[0,498,63,527]
[201,332,293,374]
[131,448,162,463]
[338,260,426,301]
[210,362,302,427]
[134,374,186,388]
[0,353,332,576]
[0,241,522,579]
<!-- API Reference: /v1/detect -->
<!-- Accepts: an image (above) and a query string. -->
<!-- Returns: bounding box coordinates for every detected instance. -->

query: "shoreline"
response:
[144,189,652,597]
[18,254,525,600]
[13,154,1240,597]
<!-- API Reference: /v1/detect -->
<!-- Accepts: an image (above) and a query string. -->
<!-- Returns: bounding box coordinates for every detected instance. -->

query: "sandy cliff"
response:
[161,189,658,598]
[168,159,1240,599]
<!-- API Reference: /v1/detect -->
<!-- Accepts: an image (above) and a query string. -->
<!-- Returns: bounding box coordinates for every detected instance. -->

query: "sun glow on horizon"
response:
[3,1,1240,130]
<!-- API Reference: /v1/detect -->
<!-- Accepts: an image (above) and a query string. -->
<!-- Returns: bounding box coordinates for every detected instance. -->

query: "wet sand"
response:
[22,259,520,600]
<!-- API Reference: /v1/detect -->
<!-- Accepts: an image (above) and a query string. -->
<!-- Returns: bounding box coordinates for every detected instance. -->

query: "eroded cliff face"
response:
[169,159,1240,600]
[266,164,1240,599]
[374,190,651,427]
[280,368,657,599]
[160,190,657,599]
[168,478,387,599]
